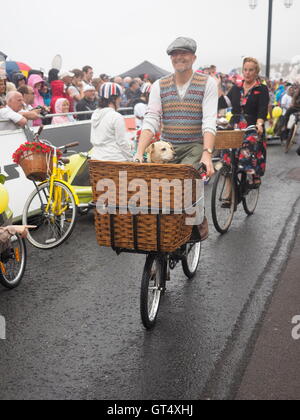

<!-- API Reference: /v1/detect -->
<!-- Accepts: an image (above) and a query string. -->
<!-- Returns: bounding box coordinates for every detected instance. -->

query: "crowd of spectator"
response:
[0,64,155,129]
[0,62,299,131]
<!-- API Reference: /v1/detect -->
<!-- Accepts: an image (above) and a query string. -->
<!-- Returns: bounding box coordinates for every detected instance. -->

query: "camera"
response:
[34,106,48,117]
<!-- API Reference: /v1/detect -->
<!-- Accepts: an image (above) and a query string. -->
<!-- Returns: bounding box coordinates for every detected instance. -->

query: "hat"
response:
[83,84,96,93]
[167,37,197,55]
[59,70,75,79]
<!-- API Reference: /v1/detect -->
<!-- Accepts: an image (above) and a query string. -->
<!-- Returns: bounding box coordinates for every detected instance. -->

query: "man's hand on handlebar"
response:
[200,152,215,178]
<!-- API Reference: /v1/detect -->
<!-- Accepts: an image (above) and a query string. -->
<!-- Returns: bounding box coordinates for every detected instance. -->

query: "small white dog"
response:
[146,141,176,164]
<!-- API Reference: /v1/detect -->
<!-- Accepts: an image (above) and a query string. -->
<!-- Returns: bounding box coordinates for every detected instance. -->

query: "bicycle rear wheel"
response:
[23,181,77,250]
[182,242,201,279]
[211,166,236,234]
[0,235,26,289]
[140,254,166,329]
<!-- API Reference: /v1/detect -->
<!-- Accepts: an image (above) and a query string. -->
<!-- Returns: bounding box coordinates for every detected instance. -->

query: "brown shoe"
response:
[190,216,209,242]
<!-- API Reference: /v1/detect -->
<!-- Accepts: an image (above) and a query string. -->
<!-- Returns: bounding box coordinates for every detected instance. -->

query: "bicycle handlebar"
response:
[38,138,80,152]
[61,142,80,150]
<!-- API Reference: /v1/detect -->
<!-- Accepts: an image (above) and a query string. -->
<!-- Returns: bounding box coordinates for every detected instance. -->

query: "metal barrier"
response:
[0,110,93,124]
[0,107,134,125]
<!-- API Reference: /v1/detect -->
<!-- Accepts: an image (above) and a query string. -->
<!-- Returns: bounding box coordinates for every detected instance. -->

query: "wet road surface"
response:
[1,141,300,400]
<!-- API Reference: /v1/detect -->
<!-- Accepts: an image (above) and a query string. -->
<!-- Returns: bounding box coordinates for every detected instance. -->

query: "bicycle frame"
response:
[223,126,259,210]
[34,144,80,217]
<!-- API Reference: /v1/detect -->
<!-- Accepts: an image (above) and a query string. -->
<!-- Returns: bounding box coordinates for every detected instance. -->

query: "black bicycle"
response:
[211,127,261,234]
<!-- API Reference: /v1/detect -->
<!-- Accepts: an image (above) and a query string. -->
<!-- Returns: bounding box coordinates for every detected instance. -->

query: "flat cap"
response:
[167,37,197,55]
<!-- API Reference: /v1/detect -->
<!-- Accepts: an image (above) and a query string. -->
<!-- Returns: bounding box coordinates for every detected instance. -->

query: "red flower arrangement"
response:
[12,142,62,165]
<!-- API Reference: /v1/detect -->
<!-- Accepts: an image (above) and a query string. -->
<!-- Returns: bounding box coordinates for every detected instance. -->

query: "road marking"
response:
[0,315,6,340]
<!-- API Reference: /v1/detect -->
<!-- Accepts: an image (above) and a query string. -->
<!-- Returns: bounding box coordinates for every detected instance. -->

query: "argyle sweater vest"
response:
[160,73,208,144]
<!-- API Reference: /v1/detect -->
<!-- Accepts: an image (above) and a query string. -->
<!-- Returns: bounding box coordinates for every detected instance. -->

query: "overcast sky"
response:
[2,0,300,77]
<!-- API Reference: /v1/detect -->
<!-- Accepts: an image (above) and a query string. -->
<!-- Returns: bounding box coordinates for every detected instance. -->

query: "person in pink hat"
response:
[27,74,48,126]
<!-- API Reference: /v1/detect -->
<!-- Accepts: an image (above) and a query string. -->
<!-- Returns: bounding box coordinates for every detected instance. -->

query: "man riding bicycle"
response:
[134,36,218,177]
[134,37,218,241]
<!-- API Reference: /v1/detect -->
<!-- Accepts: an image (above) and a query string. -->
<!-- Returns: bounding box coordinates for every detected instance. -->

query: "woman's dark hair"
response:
[99,96,119,109]
[28,69,44,78]
[293,88,300,107]
[12,72,26,87]
[48,68,60,84]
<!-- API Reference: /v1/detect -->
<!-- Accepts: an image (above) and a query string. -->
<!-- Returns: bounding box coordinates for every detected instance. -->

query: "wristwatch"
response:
[203,148,214,155]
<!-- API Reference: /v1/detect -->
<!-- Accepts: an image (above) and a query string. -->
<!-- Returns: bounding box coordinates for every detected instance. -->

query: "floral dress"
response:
[220,80,269,178]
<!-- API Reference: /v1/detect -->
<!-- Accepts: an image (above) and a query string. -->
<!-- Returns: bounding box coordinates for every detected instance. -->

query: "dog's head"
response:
[146,141,176,164]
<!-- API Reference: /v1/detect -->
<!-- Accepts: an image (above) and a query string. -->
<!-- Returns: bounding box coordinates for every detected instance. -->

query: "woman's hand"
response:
[256,123,264,137]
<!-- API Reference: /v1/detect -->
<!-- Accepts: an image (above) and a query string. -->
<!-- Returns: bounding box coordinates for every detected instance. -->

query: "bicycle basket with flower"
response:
[12,142,62,182]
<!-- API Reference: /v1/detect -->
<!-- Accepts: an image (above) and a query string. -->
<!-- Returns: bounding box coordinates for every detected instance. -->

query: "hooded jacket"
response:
[90,107,132,162]
[27,74,45,126]
[50,80,74,114]
[52,98,75,125]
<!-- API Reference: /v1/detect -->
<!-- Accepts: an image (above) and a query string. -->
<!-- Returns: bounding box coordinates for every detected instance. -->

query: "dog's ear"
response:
[167,142,175,151]
[146,144,155,154]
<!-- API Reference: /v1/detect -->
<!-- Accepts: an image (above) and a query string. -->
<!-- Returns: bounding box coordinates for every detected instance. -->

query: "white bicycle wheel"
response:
[23,181,77,250]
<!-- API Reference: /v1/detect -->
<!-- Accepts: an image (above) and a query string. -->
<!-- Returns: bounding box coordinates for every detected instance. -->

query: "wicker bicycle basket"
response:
[215,130,244,150]
[89,161,203,253]
[19,151,52,182]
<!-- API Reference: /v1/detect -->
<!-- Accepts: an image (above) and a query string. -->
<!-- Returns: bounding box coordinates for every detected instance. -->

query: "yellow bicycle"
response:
[22,138,81,250]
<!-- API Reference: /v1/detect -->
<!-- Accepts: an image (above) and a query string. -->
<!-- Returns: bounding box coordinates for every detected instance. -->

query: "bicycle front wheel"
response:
[23,181,77,250]
[0,235,27,289]
[211,166,235,234]
[182,242,201,279]
[140,254,166,330]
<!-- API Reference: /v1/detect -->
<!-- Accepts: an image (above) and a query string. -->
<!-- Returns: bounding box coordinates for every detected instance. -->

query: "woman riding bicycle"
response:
[216,57,269,188]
